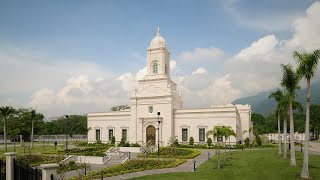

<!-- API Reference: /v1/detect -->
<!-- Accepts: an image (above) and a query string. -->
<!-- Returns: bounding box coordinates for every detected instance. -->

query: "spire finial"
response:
[157,26,160,36]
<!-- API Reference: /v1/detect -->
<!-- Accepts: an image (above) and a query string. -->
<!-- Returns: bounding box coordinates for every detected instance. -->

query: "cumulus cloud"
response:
[192,67,207,75]
[177,47,224,62]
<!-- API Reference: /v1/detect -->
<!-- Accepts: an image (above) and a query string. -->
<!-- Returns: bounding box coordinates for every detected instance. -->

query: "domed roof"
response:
[149,27,167,49]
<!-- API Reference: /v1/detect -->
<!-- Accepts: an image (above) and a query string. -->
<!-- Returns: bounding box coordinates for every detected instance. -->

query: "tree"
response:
[29,109,43,147]
[110,105,130,111]
[207,126,225,170]
[281,63,300,166]
[294,50,319,178]
[0,106,15,152]
[223,126,236,156]
[269,89,285,155]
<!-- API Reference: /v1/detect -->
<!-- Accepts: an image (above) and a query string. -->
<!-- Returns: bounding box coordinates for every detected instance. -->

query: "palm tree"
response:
[294,50,319,178]
[0,106,15,152]
[207,126,225,171]
[269,89,285,155]
[29,109,44,148]
[224,126,236,156]
[281,63,300,166]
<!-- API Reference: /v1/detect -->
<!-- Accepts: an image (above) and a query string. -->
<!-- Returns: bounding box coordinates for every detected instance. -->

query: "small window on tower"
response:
[165,64,167,74]
[152,63,158,74]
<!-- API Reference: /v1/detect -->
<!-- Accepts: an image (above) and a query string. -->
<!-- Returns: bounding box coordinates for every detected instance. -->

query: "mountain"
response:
[232,82,320,115]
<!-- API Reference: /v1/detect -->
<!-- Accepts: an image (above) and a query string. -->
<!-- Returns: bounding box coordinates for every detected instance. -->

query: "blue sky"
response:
[0,0,319,116]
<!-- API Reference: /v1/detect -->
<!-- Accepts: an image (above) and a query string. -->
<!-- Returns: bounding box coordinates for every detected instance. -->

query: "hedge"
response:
[68,159,186,180]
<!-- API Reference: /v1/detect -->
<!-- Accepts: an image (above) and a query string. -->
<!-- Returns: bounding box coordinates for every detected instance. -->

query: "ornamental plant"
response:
[189,137,194,145]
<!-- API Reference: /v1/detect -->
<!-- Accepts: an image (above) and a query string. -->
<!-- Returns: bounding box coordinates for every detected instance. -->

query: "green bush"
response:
[118,137,126,147]
[142,147,200,159]
[207,137,213,146]
[170,139,180,147]
[111,136,115,145]
[130,143,141,147]
[69,159,186,180]
[244,137,250,147]
[256,136,262,146]
[17,155,64,167]
[189,137,194,145]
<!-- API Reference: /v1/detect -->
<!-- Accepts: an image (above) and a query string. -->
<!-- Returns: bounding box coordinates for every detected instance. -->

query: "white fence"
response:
[264,133,306,142]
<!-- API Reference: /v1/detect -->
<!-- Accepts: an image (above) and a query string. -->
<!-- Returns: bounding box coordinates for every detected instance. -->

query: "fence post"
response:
[40,163,59,180]
[5,152,17,180]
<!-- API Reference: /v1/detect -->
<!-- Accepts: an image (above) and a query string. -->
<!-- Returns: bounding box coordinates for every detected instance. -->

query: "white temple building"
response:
[87,28,252,146]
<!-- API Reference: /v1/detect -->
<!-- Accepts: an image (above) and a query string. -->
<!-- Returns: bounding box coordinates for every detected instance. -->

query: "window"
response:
[199,128,205,142]
[122,129,127,141]
[96,130,100,141]
[165,64,167,74]
[152,63,158,74]
[109,129,113,141]
[182,129,188,141]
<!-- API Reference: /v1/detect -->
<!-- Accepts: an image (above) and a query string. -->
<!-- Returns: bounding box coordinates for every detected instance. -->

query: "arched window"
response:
[152,62,158,74]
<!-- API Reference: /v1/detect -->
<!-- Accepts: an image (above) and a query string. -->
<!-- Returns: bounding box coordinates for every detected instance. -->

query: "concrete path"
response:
[103,149,216,180]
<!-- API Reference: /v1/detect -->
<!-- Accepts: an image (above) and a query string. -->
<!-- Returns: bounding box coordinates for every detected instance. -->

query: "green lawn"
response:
[132,149,320,180]
[0,143,66,156]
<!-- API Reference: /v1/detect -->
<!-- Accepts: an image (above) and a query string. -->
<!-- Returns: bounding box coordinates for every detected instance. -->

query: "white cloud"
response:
[177,47,224,62]
[234,35,279,62]
[192,67,207,75]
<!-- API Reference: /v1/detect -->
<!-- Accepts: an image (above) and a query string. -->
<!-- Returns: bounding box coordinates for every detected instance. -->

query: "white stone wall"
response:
[87,111,131,143]
[235,104,251,140]
[174,106,242,145]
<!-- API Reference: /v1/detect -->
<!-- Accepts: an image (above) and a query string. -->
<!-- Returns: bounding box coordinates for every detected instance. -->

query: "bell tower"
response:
[145,27,170,79]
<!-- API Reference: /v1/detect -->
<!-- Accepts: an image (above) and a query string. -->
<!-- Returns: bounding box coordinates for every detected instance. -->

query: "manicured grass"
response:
[0,144,66,156]
[132,149,320,180]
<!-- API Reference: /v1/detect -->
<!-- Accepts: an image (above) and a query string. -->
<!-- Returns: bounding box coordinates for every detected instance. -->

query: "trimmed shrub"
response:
[256,135,262,146]
[111,136,115,145]
[141,147,201,159]
[244,137,250,147]
[130,143,141,147]
[207,137,213,146]
[189,137,194,145]
[70,159,186,180]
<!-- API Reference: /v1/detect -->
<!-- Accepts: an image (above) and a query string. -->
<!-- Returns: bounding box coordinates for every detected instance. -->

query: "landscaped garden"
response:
[130,149,320,180]
[138,147,200,159]
[68,158,186,180]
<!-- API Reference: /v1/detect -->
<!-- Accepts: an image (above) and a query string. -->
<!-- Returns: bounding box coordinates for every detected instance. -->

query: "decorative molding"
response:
[197,124,208,128]
[180,124,190,128]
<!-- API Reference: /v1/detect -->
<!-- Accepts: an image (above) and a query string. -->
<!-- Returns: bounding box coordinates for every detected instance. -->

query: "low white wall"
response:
[119,147,141,153]
[77,156,109,164]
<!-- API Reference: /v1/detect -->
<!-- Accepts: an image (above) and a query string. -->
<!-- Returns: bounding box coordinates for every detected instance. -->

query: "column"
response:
[40,163,59,180]
[5,152,16,180]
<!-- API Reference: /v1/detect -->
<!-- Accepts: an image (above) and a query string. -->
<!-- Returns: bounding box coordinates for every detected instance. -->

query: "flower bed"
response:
[68,159,186,180]
[139,147,200,159]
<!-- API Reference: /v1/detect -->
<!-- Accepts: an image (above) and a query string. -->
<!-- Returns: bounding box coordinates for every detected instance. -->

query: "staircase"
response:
[106,147,130,164]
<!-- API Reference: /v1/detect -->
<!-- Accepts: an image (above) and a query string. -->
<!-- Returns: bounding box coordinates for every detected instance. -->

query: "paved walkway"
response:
[104,149,216,180]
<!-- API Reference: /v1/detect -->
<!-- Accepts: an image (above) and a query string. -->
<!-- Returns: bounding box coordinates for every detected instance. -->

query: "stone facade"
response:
[88,28,252,146]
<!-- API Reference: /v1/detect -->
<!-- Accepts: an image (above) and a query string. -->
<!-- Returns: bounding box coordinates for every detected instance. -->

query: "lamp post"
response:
[157,112,161,156]
[65,115,69,157]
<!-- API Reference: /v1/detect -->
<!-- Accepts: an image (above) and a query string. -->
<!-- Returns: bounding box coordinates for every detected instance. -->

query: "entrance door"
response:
[146,125,156,146]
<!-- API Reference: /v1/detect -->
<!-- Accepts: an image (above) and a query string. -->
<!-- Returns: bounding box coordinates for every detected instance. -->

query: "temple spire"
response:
[157,26,160,37]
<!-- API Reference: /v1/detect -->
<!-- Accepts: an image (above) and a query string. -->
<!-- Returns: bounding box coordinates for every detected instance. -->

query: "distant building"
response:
[87,28,252,146]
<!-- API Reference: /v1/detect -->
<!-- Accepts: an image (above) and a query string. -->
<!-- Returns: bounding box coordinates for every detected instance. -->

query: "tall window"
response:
[96,130,100,141]
[165,64,167,74]
[122,129,127,141]
[152,62,158,74]
[109,129,113,141]
[199,128,205,142]
[182,129,188,141]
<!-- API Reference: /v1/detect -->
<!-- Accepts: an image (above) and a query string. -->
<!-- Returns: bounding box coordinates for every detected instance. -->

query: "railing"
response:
[13,159,42,180]
[0,159,5,180]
